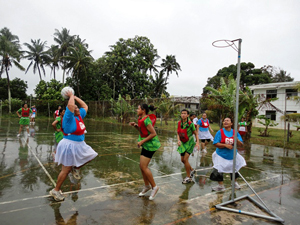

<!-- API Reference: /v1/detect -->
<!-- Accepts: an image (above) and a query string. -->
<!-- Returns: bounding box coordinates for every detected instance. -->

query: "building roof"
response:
[172,96,201,104]
[248,81,300,90]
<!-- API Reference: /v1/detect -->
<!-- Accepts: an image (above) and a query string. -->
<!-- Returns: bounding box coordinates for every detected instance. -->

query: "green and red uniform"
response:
[18,108,32,125]
[138,115,161,151]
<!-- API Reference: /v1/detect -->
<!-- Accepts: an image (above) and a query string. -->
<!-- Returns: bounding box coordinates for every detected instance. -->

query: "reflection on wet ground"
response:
[0,118,299,224]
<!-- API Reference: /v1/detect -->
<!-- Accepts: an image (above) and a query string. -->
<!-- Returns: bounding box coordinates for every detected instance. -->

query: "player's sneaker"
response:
[49,188,65,201]
[190,169,196,178]
[182,177,192,184]
[149,186,159,200]
[235,181,241,190]
[212,184,225,192]
[139,185,152,197]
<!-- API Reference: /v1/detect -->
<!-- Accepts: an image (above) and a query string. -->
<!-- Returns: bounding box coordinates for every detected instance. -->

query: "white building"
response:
[248,81,300,130]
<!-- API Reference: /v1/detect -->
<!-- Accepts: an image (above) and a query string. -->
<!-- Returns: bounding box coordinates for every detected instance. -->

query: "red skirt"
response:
[239,131,247,136]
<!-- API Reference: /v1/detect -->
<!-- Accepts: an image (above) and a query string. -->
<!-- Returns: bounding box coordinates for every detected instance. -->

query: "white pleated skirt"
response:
[212,151,246,173]
[55,138,98,167]
[198,130,214,141]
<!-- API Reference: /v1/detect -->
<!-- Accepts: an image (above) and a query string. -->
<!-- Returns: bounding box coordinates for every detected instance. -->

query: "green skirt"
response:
[55,131,64,143]
[177,137,196,154]
[19,117,30,125]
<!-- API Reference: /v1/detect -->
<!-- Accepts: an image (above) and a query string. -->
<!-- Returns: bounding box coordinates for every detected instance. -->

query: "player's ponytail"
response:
[140,104,157,114]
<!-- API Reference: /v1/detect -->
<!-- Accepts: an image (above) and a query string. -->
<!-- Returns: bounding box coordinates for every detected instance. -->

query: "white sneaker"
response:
[235,182,241,190]
[139,185,151,196]
[182,177,192,184]
[212,184,225,192]
[17,134,20,137]
[190,169,196,178]
[149,187,159,200]
[202,148,207,153]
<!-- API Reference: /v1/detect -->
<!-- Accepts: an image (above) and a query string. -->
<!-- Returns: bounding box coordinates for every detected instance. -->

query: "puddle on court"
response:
[0,118,300,224]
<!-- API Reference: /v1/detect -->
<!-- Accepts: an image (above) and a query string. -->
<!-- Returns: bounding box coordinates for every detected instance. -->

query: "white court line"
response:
[0,167,213,206]
[0,173,285,214]
[22,138,56,187]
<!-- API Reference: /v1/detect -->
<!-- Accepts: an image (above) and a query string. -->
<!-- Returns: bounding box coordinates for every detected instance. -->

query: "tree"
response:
[0,27,25,113]
[161,55,181,79]
[101,36,158,99]
[257,115,279,137]
[53,28,75,83]
[63,44,93,97]
[205,75,259,142]
[156,96,181,125]
[203,62,272,93]
[0,78,27,99]
[110,94,135,123]
[34,79,64,100]
[45,45,60,80]
[272,69,294,83]
[24,39,50,81]
[150,71,168,98]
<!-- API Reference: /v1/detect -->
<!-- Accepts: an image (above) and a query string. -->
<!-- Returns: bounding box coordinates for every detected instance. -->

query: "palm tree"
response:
[161,55,181,79]
[0,27,25,113]
[272,69,294,82]
[151,70,168,98]
[63,44,93,97]
[53,28,75,83]
[45,45,60,80]
[23,39,50,81]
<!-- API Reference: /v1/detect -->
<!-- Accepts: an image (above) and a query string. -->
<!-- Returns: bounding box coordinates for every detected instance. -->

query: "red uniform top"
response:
[55,110,59,117]
[62,115,86,136]
[200,118,209,128]
[220,128,235,145]
[138,114,156,138]
[22,108,30,117]
[177,120,192,143]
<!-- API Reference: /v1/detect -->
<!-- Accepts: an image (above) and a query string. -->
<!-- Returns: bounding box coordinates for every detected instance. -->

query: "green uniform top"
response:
[55,117,63,143]
[239,121,247,126]
[177,120,196,154]
[138,116,161,151]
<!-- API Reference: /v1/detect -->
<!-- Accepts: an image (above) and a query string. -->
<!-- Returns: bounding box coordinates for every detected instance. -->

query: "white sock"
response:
[152,186,158,190]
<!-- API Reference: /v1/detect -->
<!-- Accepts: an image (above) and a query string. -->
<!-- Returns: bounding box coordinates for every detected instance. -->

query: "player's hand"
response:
[56,129,61,132]
[226,144,233,149]
[196,143,200,150]
[66,90,74,98]
[137,141,143,148]
[129,122,137,127]
[177,140,181,146]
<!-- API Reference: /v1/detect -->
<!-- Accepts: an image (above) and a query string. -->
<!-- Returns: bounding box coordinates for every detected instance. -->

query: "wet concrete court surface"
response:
[0,118,300,225]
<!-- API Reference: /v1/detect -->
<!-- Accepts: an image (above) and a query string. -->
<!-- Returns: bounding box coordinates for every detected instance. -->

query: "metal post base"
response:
[214,172,284,224]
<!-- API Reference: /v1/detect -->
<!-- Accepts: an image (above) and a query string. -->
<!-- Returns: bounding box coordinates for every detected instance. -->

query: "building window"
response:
[196,104,199,109]
[266,111,276,120]
[266,90,277,99]
[286,89,298,98]
[286,111,297,115]
[185,104,190,108]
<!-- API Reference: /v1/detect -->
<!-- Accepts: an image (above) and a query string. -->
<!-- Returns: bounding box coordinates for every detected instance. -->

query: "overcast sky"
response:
[1,0,299,97]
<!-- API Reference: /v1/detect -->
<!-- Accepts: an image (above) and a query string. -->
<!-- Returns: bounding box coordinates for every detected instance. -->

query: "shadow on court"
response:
[0,118,299,224]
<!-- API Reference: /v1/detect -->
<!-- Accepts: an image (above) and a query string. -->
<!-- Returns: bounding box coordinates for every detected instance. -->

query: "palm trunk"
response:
[5,68,11,113]
[62,69,66,84]
[37,66,42,80]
